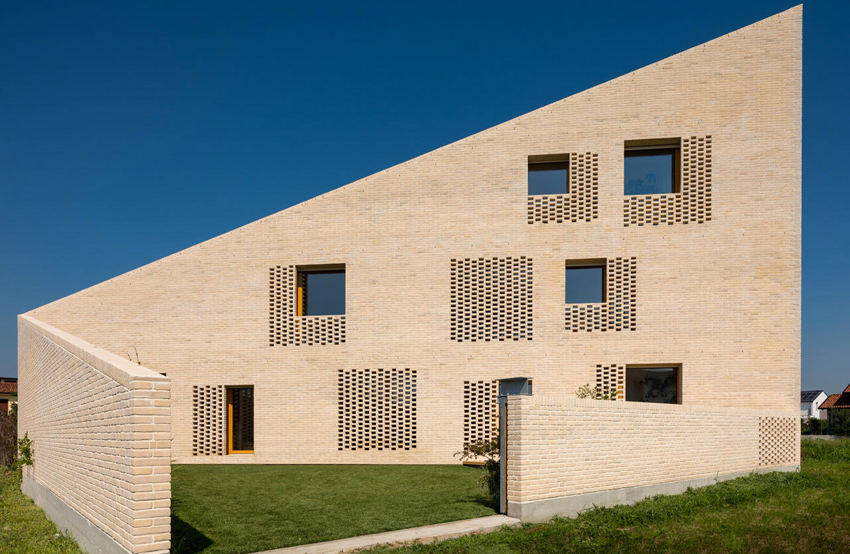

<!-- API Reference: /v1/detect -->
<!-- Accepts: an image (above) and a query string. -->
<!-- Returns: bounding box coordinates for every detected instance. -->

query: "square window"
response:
[297,266,345,316]
[625,367,680,404]
[528,155,569,196]
[565,262,605,304]
[624,139,680,195]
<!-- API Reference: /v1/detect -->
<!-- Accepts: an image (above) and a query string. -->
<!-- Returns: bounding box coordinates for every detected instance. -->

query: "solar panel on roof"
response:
[801,390,824,402]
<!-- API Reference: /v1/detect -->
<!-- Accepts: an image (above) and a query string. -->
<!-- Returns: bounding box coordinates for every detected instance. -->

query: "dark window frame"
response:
[624,365,682,405]
[295,264,346,317]
[227,386,255,454]
[624,138,681,195]
[565,259,607,304]
[528,154,570,196]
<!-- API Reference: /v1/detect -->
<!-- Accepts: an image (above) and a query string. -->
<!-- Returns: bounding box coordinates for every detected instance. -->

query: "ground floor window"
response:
[625,366,680,404]
[227,387,254,453]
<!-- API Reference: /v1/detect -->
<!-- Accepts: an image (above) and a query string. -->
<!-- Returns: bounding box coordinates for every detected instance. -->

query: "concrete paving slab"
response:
[249,515,521,554]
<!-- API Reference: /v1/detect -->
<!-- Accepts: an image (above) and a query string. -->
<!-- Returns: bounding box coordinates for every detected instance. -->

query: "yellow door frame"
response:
[226,387,254,454]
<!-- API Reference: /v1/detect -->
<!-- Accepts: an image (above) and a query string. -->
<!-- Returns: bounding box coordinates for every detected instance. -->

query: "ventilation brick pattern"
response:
[192,385,225,456]
[450,257,533,341]
[566,257,637,332]
[338,368,417,451]
[464,381,498,446]
[528,153,599,224]
[269,265,346,346]
[758,416,797,467]
[624,136,712,226]
[596,364,625,400]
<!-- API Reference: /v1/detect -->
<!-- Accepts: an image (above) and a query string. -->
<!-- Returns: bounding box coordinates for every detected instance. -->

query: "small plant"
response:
[456,437,500,509]
[575,383,617,401]
[127,346,142,365]
[13,433,34,472]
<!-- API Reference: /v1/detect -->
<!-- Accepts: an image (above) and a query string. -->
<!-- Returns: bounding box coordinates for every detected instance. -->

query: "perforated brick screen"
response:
[596,364,625,400]
[758,416,797,466]
[450,257,533,341]
[464,380,498,446]
[338,368,417,451]
[192,385,225,456]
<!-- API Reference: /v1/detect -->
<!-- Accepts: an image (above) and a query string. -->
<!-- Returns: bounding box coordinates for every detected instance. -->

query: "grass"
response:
[170,464,496,554]
[367,439,850,554]
[0,469,84,554]
[4,441,849,554]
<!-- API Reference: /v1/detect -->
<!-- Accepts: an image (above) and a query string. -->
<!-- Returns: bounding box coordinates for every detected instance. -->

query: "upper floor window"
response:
[625,366,680,404]
[565,260,605,304]
[528,154,569,196]
[297,265,345,316]
[624,138,680,195]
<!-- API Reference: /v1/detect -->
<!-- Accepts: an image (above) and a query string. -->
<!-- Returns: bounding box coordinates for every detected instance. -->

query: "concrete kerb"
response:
[247,515,521,554]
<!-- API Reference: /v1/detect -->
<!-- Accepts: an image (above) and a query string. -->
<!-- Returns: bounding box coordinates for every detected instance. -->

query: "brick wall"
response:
[506,395,799,505]
[23,7,801,465]
[17,315,171,554]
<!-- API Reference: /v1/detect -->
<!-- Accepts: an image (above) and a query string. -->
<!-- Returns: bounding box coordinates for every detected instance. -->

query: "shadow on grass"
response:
[171,513,213,554]
[461,465,499,512]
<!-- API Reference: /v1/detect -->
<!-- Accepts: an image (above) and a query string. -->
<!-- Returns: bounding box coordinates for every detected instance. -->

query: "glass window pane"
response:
[528,162,568,195]
[565,266,604,304]
[304,271,345,315]
[626,367,678,404]
[232,388,254,451]
[624,151,675,195]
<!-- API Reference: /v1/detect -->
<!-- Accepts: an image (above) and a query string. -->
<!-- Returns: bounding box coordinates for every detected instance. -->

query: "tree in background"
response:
[0,403,17,467]
[830,409,850,437]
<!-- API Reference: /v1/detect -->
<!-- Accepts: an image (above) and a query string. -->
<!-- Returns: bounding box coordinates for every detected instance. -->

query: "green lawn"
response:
[171,464,495,554]
[0,469,83,554]
[4,441,850,554]
[367,439,850,554]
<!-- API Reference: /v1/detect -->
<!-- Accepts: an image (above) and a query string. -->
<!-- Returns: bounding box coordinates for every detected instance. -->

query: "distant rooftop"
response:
[801,390,826,402]
[821,383,850,411]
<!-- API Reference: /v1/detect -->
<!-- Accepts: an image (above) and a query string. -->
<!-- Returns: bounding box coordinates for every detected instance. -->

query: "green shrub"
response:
[575,383,617,401]
[830,409,850,437]
[456,438,500,509]
[13,432,34,472]
[802,417,825,435]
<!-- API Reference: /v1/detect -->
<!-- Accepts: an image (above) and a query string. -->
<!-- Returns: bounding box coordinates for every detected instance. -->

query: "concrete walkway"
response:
[250,515,521,554]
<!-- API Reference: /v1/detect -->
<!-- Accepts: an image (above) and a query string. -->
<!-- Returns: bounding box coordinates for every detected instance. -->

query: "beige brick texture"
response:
[17,315,171,554]
[505,395,799,504]
[22,6,800,468]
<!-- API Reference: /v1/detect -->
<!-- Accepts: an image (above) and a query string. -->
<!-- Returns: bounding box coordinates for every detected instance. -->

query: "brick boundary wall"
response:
[506,395,799,522]
[17,315,171,554]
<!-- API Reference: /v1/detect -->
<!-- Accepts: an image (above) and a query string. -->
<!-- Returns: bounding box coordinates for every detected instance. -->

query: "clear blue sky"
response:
[1,1,847,393]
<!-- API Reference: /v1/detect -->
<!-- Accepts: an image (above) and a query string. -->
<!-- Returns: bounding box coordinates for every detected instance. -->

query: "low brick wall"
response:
[17,315,171,554]
[506,395,799,522]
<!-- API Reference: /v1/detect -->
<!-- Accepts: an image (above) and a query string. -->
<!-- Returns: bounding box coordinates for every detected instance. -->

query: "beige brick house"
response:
[19,8,801,541]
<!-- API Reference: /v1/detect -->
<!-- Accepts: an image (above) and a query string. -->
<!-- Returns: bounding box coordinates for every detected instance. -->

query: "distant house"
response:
[819,384,850,427]
[0,377,17,413]
[801,390,828,419]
